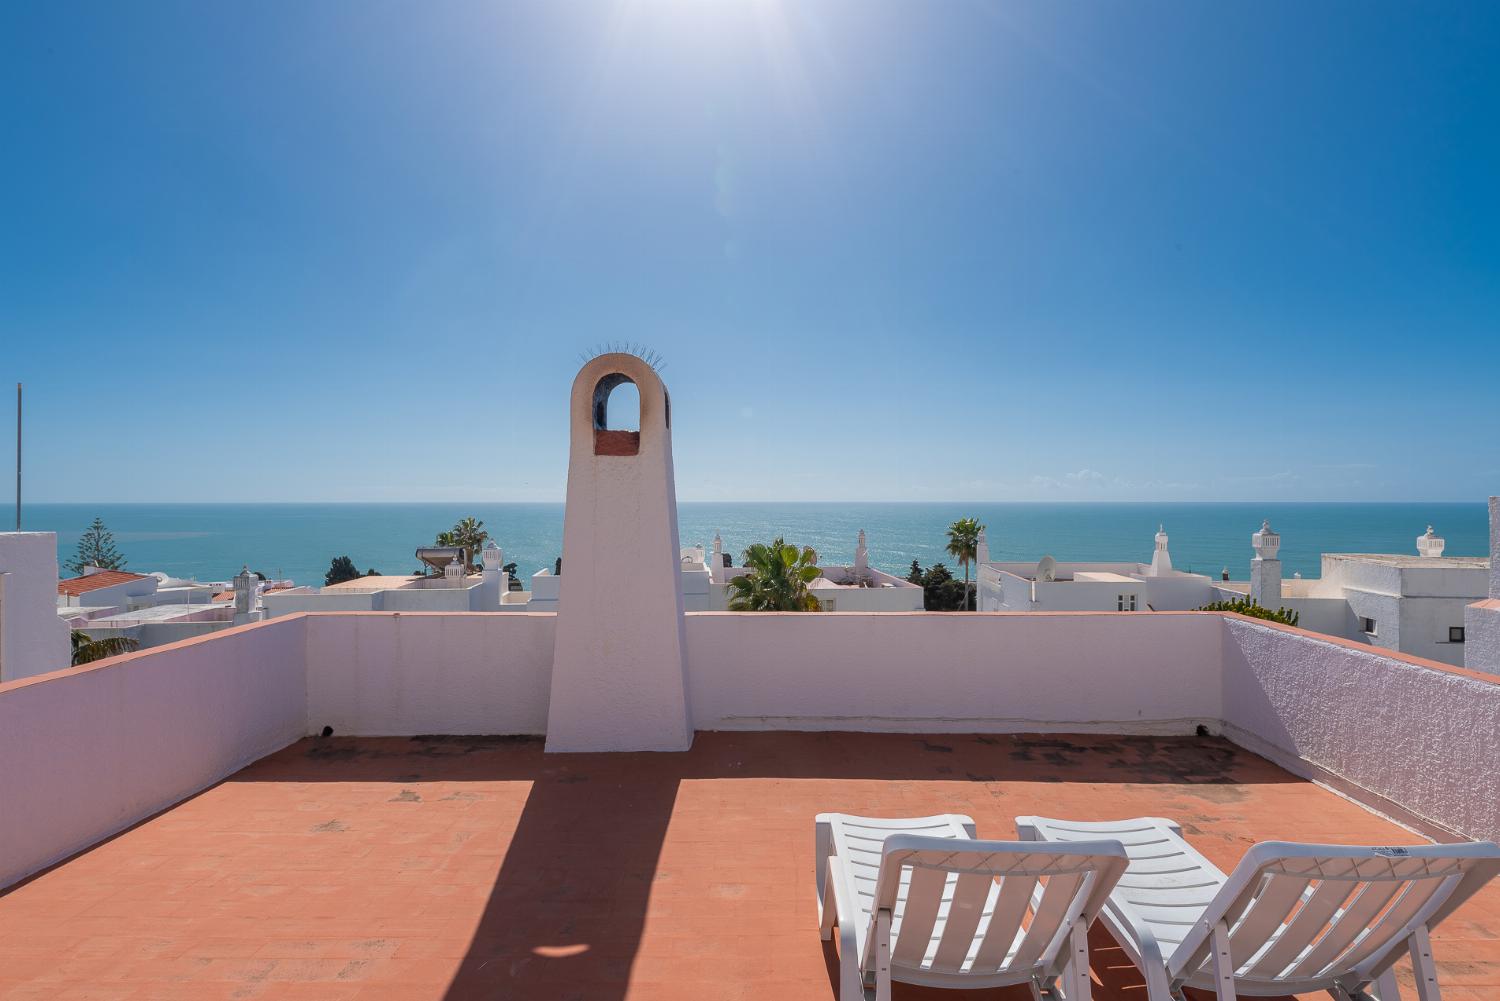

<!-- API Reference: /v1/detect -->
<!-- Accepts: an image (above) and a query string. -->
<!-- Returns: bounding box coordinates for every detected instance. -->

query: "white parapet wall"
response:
[305,612,555,737]
[1221,616,1500,843]
[0,616,307,888]
[4,608,1499,890]
[684,611,1224,733]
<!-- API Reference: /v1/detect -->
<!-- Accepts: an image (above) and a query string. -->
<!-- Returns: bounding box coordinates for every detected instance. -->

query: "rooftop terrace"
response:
[6,731,1497,1001]
[4,363,1497,1001]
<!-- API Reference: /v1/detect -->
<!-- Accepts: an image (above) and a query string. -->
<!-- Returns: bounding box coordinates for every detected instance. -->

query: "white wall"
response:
[263,588,378,616]
[1220,617,1499,842]
[57,575,157,609]
[263,581,492,618]
[0,532,71,681]
[1275,595,1358,641]
[0,616,307,888]
[684,611,1223,733]
[305,612,554,736]
[1468,600,1500,676]
[1466,497,1500,676]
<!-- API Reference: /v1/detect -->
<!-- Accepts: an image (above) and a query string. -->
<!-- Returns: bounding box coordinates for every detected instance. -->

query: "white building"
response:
[55,567,160,610]
[977,519,1488,667]
[1228,521,1488,668]
[978,525,1218,613]
[0,532,72,682]
[505,531,921,613]
[264,544,509,618]
[707,529,924,612]
[60,565,279,652]
[1464,496,1500,676]
[265,549,510,618]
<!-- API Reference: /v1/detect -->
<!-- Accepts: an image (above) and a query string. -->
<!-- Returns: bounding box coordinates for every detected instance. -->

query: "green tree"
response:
[325,556,361,587]
[71,630,140,666]
[726,537,822,611]
[945,517,984,611]
[918,562,971,611]
[906,559,924,585]
[435,516,489,572]
[66,518,126,575]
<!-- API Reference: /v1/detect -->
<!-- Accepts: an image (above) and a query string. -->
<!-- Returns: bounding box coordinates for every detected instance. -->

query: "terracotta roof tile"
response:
[56,570,149,597]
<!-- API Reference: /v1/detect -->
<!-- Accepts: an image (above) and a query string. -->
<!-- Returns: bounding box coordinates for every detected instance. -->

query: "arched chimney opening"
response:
[592,373,641,456]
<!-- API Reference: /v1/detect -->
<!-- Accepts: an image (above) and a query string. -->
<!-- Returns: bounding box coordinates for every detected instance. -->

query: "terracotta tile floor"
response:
[2,732,1497,1001]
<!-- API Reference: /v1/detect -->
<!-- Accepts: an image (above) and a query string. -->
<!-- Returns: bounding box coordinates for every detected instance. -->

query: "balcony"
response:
[2,609,1498,999]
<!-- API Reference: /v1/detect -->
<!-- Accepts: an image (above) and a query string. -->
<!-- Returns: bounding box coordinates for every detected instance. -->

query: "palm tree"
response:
[436,516,489,572]
[726,537,823,611]
[71,630,140,666]
[945,517,984,611]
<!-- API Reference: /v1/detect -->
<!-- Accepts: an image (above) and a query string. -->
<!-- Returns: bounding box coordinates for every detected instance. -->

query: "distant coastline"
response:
[24,501,1489,589]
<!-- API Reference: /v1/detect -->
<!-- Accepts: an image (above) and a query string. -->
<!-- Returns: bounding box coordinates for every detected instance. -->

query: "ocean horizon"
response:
[21,500,1490,589]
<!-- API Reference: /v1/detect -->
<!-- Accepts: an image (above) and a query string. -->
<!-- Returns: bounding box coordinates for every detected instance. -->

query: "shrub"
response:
[1197,597,1299,627]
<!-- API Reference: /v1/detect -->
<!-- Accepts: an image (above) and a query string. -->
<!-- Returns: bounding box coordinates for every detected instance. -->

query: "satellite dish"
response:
[1037,555,1057,583]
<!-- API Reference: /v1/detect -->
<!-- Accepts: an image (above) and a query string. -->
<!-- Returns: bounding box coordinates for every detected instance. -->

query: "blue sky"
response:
[3,1,1497,503]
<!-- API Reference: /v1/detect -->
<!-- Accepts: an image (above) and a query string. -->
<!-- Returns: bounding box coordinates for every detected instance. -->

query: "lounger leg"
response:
[874,908,892,1001]
[1407,925,1440,1001]
[824,860,864,1000]
[1065,916,1092,1001]
[1210,921,1238,1001]
[1373,968,1403,1001]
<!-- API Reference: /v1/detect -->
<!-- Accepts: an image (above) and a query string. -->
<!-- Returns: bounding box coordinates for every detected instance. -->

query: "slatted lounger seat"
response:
[1017,815,1500,1001]
[815,813,1128,1000]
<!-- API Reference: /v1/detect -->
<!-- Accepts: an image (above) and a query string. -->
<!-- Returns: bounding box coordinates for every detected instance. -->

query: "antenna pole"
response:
[14,382,19,532]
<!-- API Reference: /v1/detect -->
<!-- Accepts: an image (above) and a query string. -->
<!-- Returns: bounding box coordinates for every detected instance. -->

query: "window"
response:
[1117,594,1137,612]
[1449,626,1466,643]
[1360,616,1377,635]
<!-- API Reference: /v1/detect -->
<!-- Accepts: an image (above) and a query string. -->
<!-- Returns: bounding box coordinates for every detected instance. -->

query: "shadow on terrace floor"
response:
[226,731,1304,1001]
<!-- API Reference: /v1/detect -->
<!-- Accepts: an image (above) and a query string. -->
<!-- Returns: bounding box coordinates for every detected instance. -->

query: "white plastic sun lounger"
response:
[815,813,1129,1000]
[1017,815,1500,1001]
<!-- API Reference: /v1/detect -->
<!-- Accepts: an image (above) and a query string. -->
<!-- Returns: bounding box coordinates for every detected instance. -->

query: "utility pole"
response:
[14,382,20,532]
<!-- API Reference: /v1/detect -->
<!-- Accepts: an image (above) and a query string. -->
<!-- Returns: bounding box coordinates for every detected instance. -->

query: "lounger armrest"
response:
[815,814,836,911]
[1015,814,1183,841]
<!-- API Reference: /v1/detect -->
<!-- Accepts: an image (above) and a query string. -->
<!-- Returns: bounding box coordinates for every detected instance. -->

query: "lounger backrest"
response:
[869,835,1128,981]
[1172,841,1500,988]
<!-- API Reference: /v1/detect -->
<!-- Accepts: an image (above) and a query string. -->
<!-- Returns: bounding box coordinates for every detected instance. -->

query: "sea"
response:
[21,501,1491,587]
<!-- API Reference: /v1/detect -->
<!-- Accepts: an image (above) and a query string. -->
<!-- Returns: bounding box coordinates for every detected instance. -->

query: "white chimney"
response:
[1416,525,1445,559]
[232,565,259,625]
[1250,520,1282,605]
[444,555,466,587]
[1147,525,1173,577]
